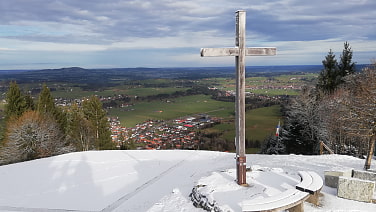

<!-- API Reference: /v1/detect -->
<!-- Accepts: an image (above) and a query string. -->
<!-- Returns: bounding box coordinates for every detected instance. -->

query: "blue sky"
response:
[0,0,375,69]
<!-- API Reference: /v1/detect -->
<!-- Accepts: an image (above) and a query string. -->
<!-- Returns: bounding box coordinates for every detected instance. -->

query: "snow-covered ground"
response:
[0,150,375,212]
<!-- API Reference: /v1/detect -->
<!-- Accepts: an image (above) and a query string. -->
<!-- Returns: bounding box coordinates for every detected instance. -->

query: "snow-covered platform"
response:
[191,167,322,212]
[0,150,375,212]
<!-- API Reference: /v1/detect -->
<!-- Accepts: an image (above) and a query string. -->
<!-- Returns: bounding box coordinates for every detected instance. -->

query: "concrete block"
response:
[367,169,376,173]
[337,176,375,203]
[353,170,376,183]
[324,170,352,188]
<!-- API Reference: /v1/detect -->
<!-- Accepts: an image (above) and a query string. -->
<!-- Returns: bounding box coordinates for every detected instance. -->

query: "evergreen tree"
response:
[260,134,286,154]
[4,81,26,120]
[3,82,26,147]
[317,49,338,93]
[318,42,356,94]
[37,84,67,134]
[338,41,356,77]
[98,117,113,150]
[24,93,35,111]
[54,106,68,136]
[66,103,94,151]
[282,118,316,154]
[119,133,136,150]
[37,84,55,114]
[280,86,320,154]
[82,96,114,150]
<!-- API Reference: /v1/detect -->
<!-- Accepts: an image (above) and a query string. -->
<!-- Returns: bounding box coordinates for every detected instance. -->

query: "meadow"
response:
[108,94,235,127]
[250,89,299,96]
[201,72,316,96]
[51,85,188,99]
[204,105,282,153]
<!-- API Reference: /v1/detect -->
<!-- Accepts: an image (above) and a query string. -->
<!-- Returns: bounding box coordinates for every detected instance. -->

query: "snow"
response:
[0,150,375,212]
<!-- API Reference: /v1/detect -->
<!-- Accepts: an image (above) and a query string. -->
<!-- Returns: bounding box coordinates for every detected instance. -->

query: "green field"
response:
[246,105,282,141]
[51,87,93,99]
[275,73,317,82]
[250,89,300,96]
[120,87,187,97]
[206,105,282,153]
[52,86,188,99]
[211,105,281,141]
[108,95,235,127]
[202,73,317,96]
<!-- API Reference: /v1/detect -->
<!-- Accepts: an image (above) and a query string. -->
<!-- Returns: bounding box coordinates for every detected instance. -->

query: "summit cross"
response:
[200,10,276,185]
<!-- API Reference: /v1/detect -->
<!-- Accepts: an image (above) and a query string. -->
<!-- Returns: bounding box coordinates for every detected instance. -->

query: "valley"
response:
[0,66,320,152]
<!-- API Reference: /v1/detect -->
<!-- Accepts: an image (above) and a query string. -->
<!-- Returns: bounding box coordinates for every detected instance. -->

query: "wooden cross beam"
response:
[200,47,276,57]
[200,10,276,185]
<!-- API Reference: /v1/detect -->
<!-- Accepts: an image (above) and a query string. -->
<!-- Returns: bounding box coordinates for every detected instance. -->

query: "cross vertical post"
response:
[200,10,276,185]
[235,10,247,185]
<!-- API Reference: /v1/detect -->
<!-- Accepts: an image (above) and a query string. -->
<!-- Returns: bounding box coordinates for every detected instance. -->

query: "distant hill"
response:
[0,65,369,84]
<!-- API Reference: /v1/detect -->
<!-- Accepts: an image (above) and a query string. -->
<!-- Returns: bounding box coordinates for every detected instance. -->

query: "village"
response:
[109,114,221,150]
[0,79,297,151]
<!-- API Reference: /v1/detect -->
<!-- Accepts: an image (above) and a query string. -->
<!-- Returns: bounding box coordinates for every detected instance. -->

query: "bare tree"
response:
[340,67,376,169]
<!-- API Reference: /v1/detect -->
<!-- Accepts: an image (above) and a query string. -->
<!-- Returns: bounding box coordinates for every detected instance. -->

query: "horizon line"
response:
[0,63,372,71]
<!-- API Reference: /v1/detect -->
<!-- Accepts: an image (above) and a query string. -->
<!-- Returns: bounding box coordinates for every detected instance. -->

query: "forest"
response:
[0,83,114,165]
[261,42,376,170]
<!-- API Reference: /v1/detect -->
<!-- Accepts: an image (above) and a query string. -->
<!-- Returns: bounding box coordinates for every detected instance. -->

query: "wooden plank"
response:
[200,47,239,57]
[246,47,276,56]
[320,141,335,154]
[200,47,276,57]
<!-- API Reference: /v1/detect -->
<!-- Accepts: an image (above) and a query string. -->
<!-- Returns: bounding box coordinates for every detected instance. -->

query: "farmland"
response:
[202,73,317,96]
[51,86,189,99]
[108,94,234,127]
[202,105,282,153]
